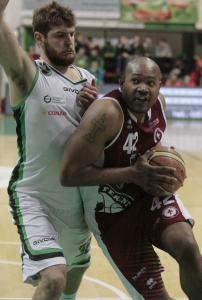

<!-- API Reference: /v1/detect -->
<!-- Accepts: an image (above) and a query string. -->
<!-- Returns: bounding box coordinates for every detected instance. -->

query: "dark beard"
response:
[44,40,76,67]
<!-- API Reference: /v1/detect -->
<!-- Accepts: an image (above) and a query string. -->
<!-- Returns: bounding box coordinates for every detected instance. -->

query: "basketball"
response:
[142,145,186,197]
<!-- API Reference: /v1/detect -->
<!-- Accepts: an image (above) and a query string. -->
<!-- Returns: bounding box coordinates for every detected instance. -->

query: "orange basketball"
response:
[142,146,186,197]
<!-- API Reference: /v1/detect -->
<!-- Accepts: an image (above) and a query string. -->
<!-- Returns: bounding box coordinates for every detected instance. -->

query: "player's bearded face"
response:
[43,38,76,66]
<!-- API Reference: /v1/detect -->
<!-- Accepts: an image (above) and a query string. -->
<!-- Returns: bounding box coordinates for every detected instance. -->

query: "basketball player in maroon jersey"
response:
[60,57,202,300]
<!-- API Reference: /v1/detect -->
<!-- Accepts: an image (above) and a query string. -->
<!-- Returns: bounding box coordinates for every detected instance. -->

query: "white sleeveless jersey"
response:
[8,59,95,209]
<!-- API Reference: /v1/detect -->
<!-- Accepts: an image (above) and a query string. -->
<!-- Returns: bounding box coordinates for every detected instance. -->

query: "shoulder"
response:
[104,89,122,101]
[79,97,124,145]
[84,97,123,130]
[92,97,123,118]
[72,65,95,80]
[158,92,166,111]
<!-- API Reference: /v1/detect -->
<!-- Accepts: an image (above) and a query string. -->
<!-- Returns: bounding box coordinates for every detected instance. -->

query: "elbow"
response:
[59,168,78,187]
[60,169,71,187]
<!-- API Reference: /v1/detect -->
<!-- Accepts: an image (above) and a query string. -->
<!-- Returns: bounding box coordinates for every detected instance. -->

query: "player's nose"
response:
[137,84,148,94]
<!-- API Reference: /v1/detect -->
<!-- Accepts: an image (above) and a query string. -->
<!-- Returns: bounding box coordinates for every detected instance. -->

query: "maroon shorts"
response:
[94,193,194,300]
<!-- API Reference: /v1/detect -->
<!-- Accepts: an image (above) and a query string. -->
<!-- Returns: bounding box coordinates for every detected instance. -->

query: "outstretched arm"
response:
[60,98,177,190]
[0,0,36,106]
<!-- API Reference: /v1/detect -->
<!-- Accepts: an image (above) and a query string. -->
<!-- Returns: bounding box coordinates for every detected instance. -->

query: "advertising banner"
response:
[121,0,198,24]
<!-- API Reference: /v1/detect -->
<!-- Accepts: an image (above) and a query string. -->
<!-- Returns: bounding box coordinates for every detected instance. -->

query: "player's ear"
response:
[119,74,125,91]
[34,32,44,48]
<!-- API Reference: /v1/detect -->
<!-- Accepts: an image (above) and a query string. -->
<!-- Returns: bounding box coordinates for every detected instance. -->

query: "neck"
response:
[135,113,147,123]
[40,55,70,74]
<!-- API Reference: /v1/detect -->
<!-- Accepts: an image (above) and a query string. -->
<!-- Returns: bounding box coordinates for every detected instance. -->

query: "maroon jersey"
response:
[96,89,167,218]
[81,89,193,299]
[103,89,166,168]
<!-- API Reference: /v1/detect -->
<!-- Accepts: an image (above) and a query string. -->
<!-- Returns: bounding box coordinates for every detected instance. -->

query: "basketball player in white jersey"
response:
[0,1,98,300]
[60,58,202,300]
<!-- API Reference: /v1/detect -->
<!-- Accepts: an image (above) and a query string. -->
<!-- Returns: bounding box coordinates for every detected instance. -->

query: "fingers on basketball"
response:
[142,145,186,197]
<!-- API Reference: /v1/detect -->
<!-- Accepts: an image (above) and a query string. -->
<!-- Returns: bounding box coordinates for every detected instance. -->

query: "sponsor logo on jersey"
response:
[149,118,159,127]
[33,237,56,245]
[63,87,80,94]
[41,110,67,116]
[98,185,134,210]
[127,119,132,129]
[132,265,148,281]
[146,278,157,289]
[38,61,52,76]
[43,95,66,106]
[162,206,179,219]
[154,127,163,143]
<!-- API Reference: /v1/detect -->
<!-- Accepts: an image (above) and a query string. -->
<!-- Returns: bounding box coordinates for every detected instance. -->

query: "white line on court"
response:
[83,276,128,299]
[0,260,128,298]
[0,242,20,245]
[0,260,21,265]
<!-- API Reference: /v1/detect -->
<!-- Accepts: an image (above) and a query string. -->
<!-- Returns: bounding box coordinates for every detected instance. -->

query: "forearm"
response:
[60,165,132,187]
[0,0,9,17]
[60,152,177,190]
[0,19,22,71]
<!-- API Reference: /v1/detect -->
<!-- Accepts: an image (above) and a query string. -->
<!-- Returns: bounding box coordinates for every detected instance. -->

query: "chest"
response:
[104,108,166,168]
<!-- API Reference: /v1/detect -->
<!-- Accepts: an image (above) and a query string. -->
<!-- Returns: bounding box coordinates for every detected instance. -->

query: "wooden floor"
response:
[0,114,201,300]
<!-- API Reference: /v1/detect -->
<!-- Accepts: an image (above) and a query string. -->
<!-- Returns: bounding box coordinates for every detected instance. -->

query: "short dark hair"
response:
[32,1,76,37]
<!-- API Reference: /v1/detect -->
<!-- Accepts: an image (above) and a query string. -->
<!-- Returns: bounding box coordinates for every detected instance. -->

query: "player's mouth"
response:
[134,95,148,102]
[62,49,73,55]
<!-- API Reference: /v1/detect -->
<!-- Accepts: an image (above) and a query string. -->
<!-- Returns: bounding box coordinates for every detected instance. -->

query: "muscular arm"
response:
[60,99,126,186]
[60,98,177,189]
[0,1,36,106]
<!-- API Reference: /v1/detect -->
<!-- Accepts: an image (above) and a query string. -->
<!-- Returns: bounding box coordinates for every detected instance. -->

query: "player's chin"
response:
[63,55,76,66]
[133,102,149,111]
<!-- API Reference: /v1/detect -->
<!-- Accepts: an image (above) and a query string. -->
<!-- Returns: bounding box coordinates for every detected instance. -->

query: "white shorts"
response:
[9,194,91,286]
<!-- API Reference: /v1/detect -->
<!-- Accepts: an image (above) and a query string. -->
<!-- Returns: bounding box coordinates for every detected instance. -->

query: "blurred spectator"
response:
[74,46,88,69]
[75,33,86,53]
[102,40,116,73]
[87,48,104,70]
[143,35,155,58]
[129,34,145,58]
[165,69,184,87]
[172,55,186,76]
[88,60,104,85]
[183,75,194,87]
[116,35,130,76]
[155,38,173,58]
[28,45,40,60]
[155,38,173,80]
[189,58,202,87]
[85,37,102,56]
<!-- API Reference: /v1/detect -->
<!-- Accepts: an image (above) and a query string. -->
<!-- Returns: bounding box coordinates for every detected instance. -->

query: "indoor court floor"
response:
[0,114,201,300]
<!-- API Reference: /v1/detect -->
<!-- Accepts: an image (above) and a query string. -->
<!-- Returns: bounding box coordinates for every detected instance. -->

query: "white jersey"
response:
[8,59,95,209]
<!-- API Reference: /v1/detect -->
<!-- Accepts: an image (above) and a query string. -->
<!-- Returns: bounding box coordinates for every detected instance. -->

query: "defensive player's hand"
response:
[77,78,98,108]
[130,150,177,192]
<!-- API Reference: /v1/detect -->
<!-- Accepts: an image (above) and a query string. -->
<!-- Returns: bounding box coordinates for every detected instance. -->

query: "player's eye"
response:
[148,81,155,86]
[132,79,139,84]
[56,34,64,38]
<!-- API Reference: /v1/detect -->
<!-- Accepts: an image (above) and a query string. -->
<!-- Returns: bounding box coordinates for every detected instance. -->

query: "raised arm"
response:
[0,0,36,106]
[60,98,177,190]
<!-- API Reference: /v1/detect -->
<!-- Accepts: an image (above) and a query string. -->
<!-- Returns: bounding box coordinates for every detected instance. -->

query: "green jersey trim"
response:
[47,63,88,85]
[11,67,39,111]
